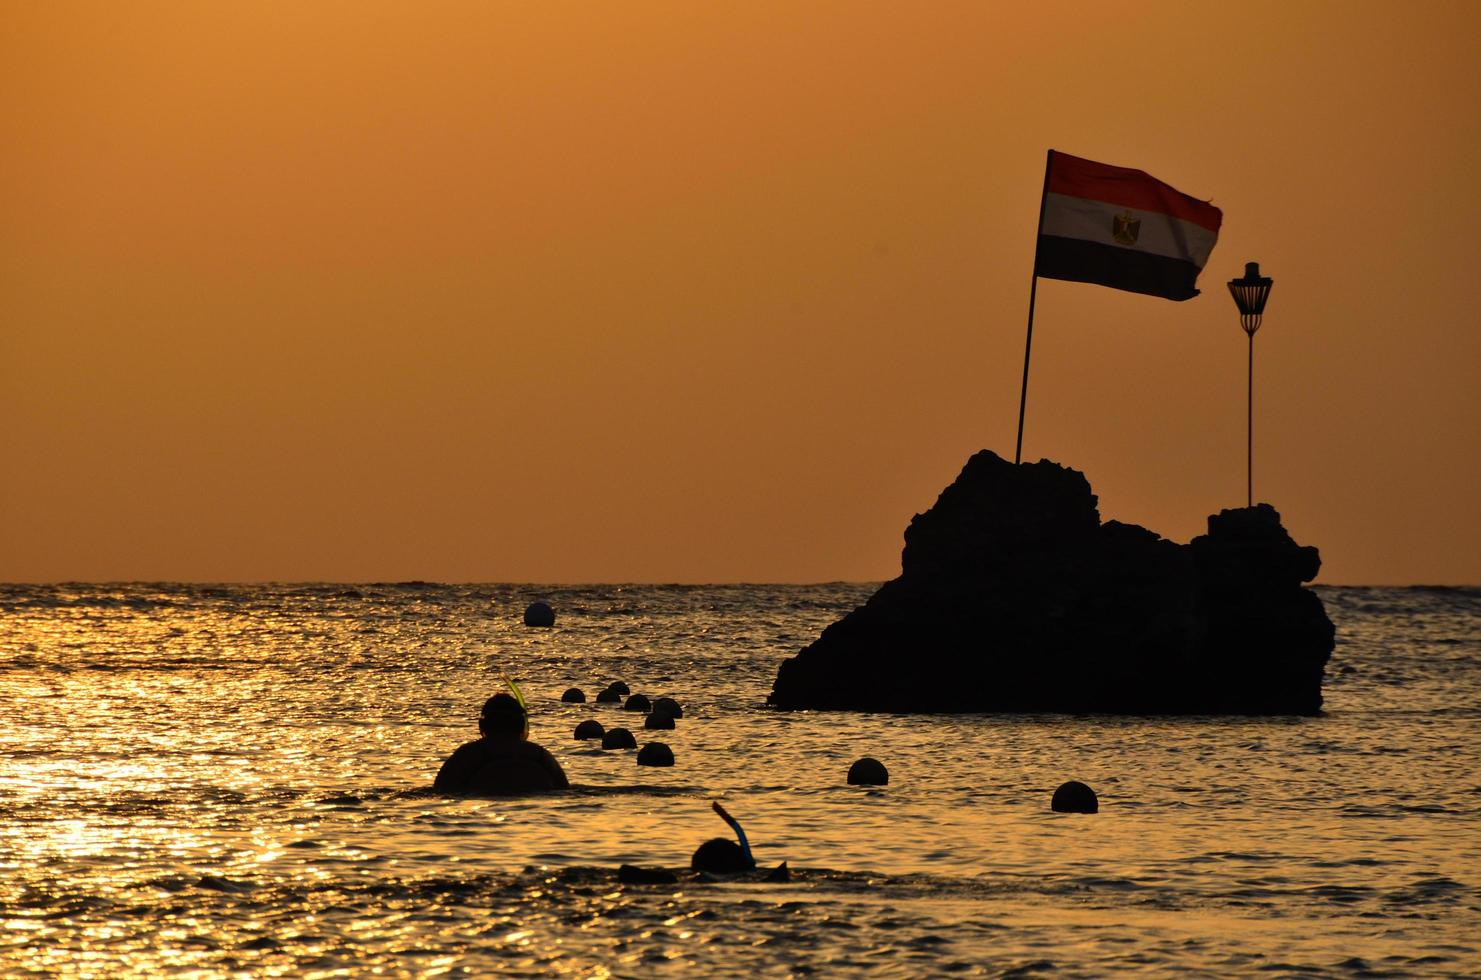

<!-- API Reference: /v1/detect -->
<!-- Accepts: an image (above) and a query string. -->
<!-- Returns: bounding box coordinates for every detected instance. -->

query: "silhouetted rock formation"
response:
[769,451,1334,715]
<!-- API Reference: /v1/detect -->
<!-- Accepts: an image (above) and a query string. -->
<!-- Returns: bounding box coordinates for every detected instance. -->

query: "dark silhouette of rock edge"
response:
[769,450,1335,715]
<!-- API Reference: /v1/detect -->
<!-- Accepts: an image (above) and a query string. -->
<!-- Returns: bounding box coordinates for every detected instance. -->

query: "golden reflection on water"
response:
[2,584,1479,976]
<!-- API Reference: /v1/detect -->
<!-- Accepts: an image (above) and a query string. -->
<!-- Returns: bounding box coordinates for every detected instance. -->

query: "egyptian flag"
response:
[1035,150,1222,301]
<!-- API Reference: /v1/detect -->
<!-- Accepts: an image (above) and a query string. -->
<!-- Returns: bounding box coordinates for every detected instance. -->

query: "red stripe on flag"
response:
[1047,151,1222,234]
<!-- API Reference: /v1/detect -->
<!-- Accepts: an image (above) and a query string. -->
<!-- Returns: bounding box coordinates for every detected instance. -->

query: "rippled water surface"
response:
[2,583,1478,977]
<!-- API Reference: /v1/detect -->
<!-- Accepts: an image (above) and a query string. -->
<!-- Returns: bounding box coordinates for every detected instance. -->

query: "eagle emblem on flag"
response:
[1112,211,1141,246]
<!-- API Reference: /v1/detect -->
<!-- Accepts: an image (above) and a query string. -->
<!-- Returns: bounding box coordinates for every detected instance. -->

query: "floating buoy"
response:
[574,720,604,740]
[595,688,622,704]
[652,697,683,718]
[644,711,675,730]
[607,681,631,696]
[601,728,637,750]
[523,602,555,627]
[1051,780,1098,813]
[636,742,674,767]
[847,757,889,786]
[624,693,652,713]
[561,687,586,703]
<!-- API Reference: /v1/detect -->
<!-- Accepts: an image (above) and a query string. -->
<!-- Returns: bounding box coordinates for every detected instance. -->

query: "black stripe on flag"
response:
[1035,235,1204,302]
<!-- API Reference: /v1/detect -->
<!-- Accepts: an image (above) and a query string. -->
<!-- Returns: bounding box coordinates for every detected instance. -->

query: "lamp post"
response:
[1227,262,1273,507]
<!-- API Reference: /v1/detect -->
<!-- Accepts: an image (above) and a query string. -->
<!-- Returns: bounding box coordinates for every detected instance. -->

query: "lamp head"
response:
[1228,261,1273,335]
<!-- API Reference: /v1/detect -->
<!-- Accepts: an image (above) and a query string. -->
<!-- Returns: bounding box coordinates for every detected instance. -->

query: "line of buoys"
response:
[564,678,683,767]
[565,682,1091,813]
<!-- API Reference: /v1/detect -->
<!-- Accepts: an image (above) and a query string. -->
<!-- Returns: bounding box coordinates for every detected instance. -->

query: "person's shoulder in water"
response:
[434,693,569,796]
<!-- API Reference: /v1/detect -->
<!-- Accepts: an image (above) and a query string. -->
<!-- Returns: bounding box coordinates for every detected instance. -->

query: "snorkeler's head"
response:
[479,693,526,739]
[691,837,754,874]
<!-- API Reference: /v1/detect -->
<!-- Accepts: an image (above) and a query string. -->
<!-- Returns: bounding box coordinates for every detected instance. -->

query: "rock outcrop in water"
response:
[769,451,1335,715]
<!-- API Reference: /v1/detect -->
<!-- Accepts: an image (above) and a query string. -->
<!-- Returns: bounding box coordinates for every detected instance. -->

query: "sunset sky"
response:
[3,2,1478,584]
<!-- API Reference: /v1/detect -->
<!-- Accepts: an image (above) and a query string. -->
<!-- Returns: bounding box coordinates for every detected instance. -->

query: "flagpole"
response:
[1247,328,1254,507]
[1015,150,1054,465]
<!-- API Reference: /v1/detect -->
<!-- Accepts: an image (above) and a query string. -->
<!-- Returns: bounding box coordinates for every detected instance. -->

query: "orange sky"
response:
[3,2,1478,584]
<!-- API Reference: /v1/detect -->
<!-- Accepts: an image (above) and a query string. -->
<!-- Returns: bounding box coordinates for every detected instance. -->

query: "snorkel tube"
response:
[711,801,754,867]
[502,675,529,739]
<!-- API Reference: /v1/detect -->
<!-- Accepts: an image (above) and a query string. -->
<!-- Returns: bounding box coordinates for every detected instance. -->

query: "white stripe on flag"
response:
[1040,192,1219,268]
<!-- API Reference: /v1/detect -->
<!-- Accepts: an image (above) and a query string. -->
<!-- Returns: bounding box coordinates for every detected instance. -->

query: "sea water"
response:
[1,583,1477,977]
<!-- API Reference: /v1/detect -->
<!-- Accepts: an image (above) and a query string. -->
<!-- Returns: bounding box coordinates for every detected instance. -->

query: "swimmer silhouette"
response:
[434,693,569,795]
[691,801,757,873]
